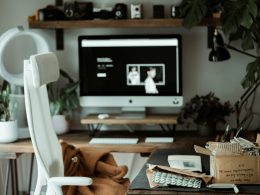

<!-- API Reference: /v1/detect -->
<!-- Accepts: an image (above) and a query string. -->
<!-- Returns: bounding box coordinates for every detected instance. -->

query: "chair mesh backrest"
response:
[24,52,64,178]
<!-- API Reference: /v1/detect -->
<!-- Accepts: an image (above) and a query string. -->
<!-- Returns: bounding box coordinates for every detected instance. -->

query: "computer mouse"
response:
[98,114,109,119]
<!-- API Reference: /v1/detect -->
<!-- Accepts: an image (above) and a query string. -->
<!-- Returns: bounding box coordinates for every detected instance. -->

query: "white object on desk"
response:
[145,137,174,143]
[97,114,110,119]
[89,138,138,144]
[168,155,202,172]
[207,184,239,194]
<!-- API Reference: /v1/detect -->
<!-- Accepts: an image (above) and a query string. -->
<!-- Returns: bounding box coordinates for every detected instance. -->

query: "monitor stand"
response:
[116,107,146,119]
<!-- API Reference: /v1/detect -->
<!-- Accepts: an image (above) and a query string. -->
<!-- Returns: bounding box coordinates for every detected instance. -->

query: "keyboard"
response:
[145,137,174,143]
[89,138,139,144]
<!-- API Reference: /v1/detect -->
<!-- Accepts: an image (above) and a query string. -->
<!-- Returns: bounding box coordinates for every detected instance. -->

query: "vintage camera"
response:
[114,3,127,19]
[38,5,65,21]
[93,7,114,19]
[64,2,75,19]
[171,6,181,18]
[153,5,164,18]
[131,4,143,19]
[64,2,93,20]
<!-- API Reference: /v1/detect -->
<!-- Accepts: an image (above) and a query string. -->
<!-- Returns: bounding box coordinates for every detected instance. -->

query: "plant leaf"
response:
[240,0,257,29]
[229,28,244,42]
[241,58,260,88]
[242,30,254,50]
[180,0,209,29]
[50,101,61,116]
[221,0,256,35]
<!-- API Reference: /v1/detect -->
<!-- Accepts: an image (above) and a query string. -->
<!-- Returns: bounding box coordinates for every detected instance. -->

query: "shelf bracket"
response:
[55,29,64,50]
[55,0,63,6]
[55,0,64,50]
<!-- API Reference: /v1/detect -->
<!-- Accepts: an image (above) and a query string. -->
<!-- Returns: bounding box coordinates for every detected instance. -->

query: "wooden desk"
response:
[0,130,209,154]
[0,130,208,195]
[81,114,178,135]
[0,130,256,195]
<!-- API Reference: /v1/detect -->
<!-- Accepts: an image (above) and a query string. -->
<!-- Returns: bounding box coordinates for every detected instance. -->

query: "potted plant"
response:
[178,92,233,136]
[48,70,79,135]
[180,0,260,128]
[0,84,18,143]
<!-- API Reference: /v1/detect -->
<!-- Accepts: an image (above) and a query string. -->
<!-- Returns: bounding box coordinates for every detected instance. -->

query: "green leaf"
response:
[180,0,208,29]
[221,0,257,35]
[240,0,257,29]
[229,28,244,42]
[50,101,61,116]
[63,81,79,95]
[241,30,254,50]
[241,58,260,88]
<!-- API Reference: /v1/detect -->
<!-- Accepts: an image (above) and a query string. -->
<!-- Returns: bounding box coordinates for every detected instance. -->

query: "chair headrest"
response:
[30,52,60,88]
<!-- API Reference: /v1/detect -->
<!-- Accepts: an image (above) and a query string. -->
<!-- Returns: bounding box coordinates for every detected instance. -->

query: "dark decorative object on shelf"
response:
[180,0,260,129]
[178,93,233,136]
[153,5,165,18]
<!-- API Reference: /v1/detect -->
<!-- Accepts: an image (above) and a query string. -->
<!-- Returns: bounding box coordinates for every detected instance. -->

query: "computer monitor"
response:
[78,35,183,117]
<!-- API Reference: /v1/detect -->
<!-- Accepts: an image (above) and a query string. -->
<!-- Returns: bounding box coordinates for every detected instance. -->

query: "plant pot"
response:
[52,115,69,135]
[197,124,216,136]
[0,120,18,143]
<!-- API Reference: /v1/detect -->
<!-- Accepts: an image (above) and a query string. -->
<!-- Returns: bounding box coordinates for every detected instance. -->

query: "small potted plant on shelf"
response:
[0,84,18,143]
[48,70,79,135]
[178,92,233,136]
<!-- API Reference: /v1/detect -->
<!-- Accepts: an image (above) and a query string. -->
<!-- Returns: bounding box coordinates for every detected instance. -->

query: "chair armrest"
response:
[49,176,92,186]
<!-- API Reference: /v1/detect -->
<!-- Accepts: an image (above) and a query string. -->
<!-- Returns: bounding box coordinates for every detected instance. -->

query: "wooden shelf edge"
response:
[28,18,220,29]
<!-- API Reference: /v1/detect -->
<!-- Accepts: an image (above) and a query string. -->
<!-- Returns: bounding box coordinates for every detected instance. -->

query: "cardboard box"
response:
[211,155,260,184]
[195,135,260,184]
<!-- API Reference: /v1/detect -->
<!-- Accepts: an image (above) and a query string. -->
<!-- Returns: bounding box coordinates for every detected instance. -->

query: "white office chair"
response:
[24,52,92,195]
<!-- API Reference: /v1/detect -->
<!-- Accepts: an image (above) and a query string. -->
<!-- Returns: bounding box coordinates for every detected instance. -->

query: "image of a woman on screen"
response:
[144,67,159,94]
[128,66,140,85]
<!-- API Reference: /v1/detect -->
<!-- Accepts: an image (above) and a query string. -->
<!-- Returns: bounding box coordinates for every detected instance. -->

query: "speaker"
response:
[114,3,127,19]
[153,5,165,18]
[171,6,181,18]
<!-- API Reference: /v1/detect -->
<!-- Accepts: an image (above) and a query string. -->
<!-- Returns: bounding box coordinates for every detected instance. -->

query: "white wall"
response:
[0,0,260,193]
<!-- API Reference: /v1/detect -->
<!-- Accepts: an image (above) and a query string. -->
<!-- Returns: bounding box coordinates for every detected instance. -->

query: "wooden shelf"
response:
[81,114,178,125]
[28,18,220,50]
[29,18,220,29]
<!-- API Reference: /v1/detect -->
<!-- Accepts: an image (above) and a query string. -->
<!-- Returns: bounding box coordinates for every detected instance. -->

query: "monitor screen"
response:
[79,35,183,107]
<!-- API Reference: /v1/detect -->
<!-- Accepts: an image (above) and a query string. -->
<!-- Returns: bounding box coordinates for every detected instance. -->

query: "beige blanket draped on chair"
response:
[61,141,130,195]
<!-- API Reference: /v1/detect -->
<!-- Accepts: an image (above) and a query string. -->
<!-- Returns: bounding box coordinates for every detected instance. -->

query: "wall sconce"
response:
[209,29,230,62]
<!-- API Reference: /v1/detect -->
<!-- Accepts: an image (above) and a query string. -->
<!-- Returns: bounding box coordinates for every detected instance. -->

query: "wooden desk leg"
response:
[28,154,35,194]
[3,160,10,195]
[10,159,18,195]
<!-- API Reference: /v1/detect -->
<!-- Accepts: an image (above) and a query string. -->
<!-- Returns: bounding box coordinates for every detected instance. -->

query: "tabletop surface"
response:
[128,148,260,195]
[0,130,215,155]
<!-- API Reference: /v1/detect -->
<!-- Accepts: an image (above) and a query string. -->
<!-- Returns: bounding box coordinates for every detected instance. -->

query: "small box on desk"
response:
[212,155,260,184]
[195,134,260,184]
